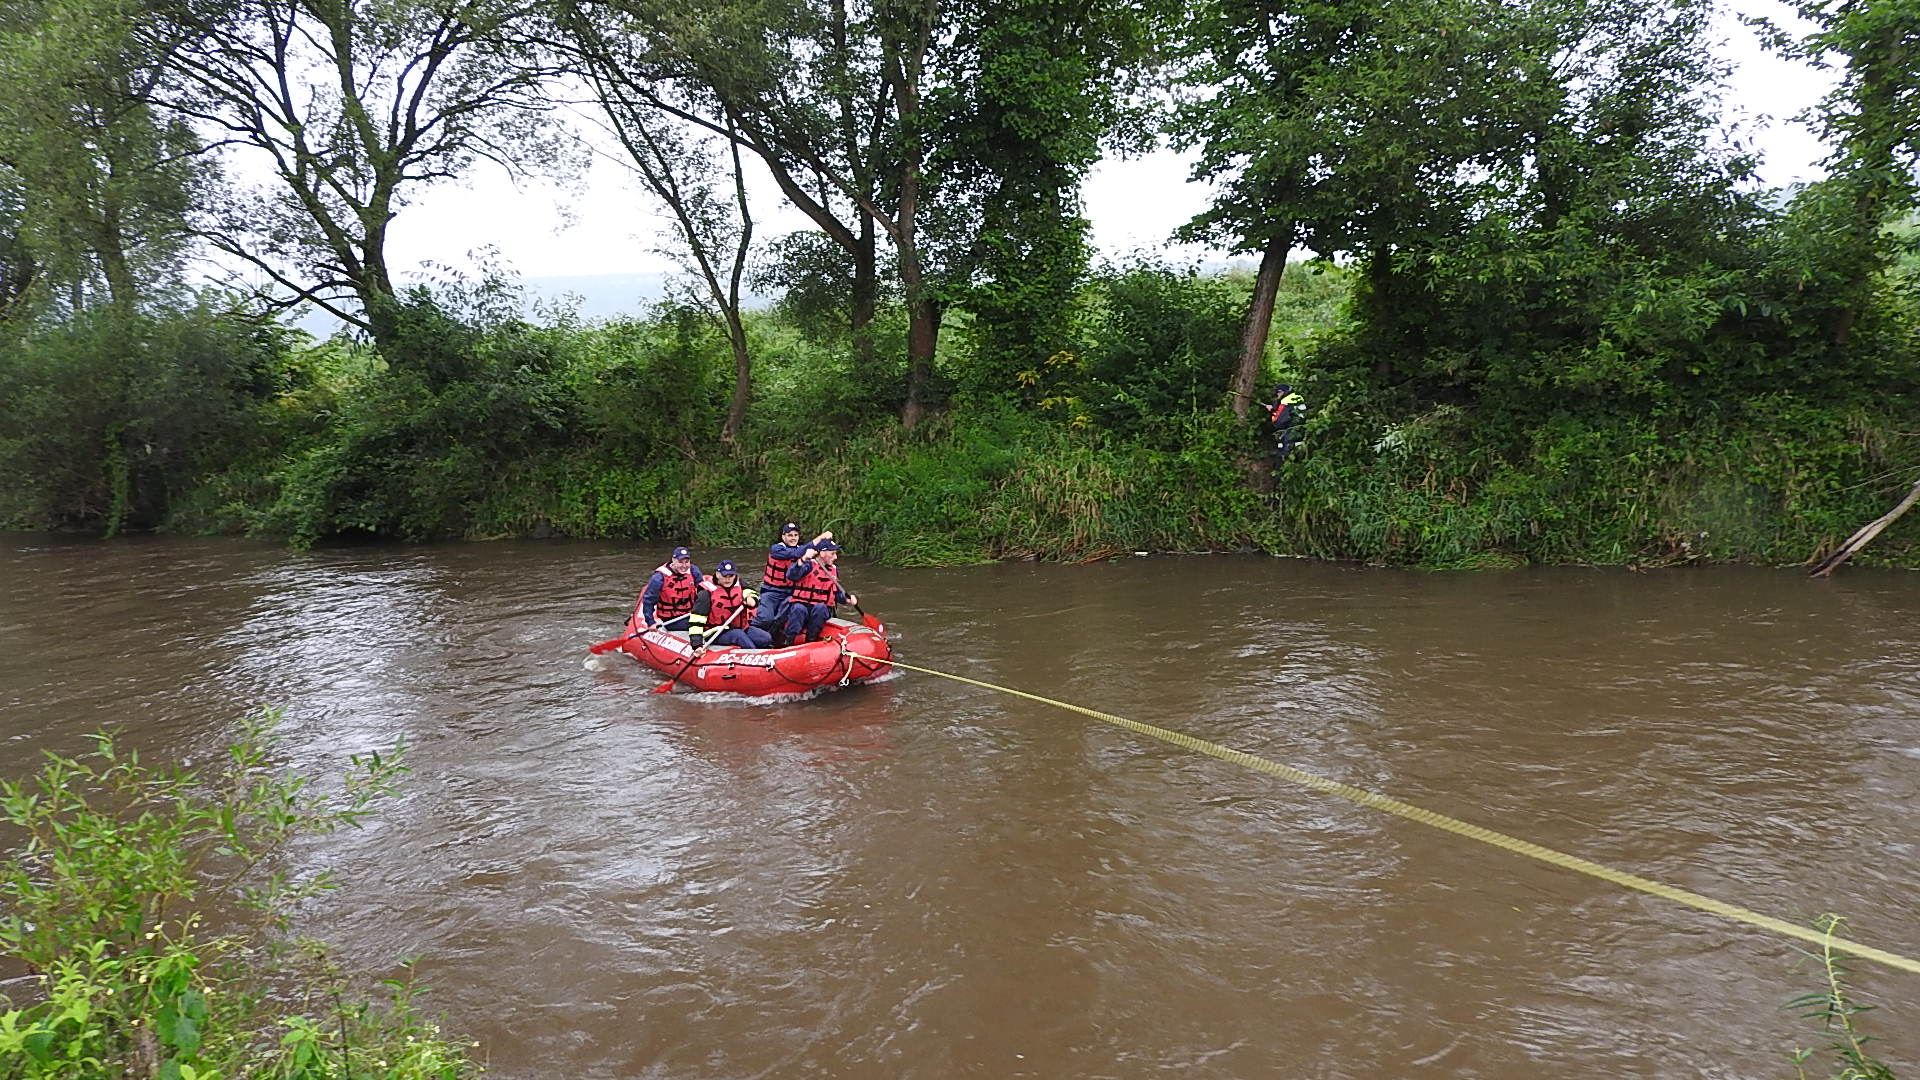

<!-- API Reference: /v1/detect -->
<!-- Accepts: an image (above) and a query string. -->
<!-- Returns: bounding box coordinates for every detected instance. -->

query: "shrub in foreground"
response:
[0,713,479,1079]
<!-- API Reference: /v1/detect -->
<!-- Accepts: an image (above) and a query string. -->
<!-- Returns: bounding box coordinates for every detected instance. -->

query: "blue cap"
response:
[814,539,840,552]
[781,521,799,533]
[715,559,737,574]
[671,546,691,560]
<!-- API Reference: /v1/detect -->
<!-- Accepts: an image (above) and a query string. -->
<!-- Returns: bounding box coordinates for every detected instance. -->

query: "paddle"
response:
[588,630,641,655]
[586,616,682,655]
[589,584,658,654]
[852,601,884,635]
[649,602,747,694]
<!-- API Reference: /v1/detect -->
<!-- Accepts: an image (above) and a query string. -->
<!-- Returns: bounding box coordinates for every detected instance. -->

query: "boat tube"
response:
[619,616,893,696]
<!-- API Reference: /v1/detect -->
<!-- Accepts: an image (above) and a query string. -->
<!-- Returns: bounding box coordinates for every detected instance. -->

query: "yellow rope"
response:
[876,656,1920,977]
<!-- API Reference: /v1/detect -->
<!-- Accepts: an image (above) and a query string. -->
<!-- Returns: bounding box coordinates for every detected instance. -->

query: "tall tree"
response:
[1173,0,1549,418]
[558,0,946,426]
[1372,0,1775,415]
[1172,0,1335,419]
[1757,0,1920,345]
[929,0,1163,396]
[156,0,568,350]
[582,69,760,446]
[566,0,1162,428]
[0,0,207,315]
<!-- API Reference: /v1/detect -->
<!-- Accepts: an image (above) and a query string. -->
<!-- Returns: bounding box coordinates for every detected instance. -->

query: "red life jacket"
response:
[702,578,750,628]
[1269,399,1290,424]
[762,545,800,590]
[788,560,840,606]
[652,564,699,620]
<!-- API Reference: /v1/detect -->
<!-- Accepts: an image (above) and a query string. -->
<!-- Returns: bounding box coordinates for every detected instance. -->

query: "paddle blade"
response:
[854,605,884,634]
[653,648,700,692]
[588,635,629,654]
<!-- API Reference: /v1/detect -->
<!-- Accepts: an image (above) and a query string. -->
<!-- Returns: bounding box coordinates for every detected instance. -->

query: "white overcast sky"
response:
[372,0,1835,283]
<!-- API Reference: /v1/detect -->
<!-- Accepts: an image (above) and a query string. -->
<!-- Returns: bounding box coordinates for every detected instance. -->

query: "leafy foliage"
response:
[244,292,584,546]
[0,0,207,314]
[0,0,1915,573]
[1074,260,1249,440]
[1784,915,1899,1080]
[0,304,284,533]
[0,712,479,1080]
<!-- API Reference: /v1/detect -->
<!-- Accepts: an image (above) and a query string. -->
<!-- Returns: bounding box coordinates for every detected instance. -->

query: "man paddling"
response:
[636,546,704,632]
[755,521,832,645]
[689,560,770,654]
[781,539,857,645]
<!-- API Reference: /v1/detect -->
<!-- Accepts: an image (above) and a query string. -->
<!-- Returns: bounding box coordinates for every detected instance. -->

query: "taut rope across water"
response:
[879,656,1920,977]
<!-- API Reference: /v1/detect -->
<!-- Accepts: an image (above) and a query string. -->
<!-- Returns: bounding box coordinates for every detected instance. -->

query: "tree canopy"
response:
[3,0,1917,572]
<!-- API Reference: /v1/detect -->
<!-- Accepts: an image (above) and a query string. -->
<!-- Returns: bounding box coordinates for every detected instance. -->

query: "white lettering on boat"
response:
[641,629,790,670]
[713,652,781,668]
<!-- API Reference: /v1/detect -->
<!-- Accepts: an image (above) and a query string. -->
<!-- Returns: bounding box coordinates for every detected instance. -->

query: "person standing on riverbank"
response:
[782,540,857,645]
[637,546,704,631]
[1269,383,1305,463]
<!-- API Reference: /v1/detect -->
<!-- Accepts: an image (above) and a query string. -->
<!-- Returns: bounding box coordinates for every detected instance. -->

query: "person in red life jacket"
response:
[781,539,857,645]
[1268,383,1305,463]
[635,546,705,632]
[753,521,834,645]
[687,559,771,654]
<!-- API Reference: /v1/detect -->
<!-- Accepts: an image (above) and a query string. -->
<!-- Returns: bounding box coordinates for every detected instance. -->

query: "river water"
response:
[3,536,1917,1078]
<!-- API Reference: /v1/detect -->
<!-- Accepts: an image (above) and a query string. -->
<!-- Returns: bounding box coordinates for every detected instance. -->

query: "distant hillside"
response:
[291,271,690,338]
[285,264,1269,339]
[518,271,677,319]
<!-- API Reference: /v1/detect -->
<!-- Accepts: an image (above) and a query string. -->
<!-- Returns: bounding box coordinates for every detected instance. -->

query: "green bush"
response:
[1785,915,1900,1080]
[0,303,286,533]
[1073,261,1247,441]
[0,712,478,1080]
[3,249,1915,572]
[247,297,584,546]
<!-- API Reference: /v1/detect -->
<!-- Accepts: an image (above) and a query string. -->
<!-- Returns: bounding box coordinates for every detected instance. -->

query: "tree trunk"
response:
[1831,182,1879,347]
[901,295,938,431]
[1809,474,1920,577]
[1230,227,1293,420]
[895,127,933,430]
[851,219,878,373]
[356,233,401,352]
[361,280,404,354]
[96,196,138,315]
[720,313,752,447]
[1368,242,1397,384]
[96,238,138,316]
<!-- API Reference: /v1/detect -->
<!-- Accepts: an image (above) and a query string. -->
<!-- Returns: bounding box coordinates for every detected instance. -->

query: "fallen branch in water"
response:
[1808,473,1920,577]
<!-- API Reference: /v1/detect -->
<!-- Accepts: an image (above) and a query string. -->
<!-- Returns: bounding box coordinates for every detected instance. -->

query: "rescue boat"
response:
[617,616,893,697]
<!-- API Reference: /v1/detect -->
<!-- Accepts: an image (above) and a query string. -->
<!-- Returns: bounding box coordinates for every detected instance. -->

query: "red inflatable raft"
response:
[616,616,893,697]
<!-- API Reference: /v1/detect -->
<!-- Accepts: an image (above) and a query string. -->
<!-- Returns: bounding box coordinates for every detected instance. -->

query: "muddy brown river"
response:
[3,536,1916,1078]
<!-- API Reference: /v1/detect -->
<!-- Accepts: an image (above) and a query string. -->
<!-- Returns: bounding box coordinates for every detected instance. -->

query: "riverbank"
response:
[155,401,1920,571]
[6,272,1918,570]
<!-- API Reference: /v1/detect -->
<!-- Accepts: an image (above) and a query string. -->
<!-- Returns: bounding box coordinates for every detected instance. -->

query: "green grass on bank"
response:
[5,263,1919,569]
